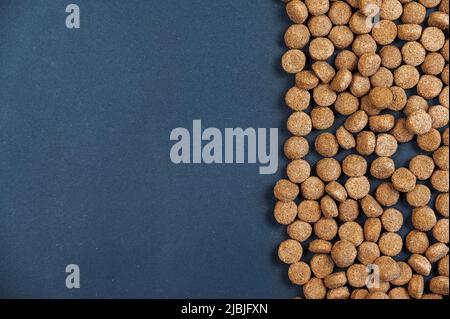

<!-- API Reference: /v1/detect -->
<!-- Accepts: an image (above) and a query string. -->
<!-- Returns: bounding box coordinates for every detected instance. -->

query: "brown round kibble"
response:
[335,50,358,71]
[331,240,357,268]
[336,126,356,150]
[391,262,413,286]
[321,195,339,218]
[359,0,382,16]
[381,208,403,232]
[350,73,371,97]
[417,129,442,152]
[409,155,435,180]
[406,230,430,254]
[274,201,297,225]
[301,177,325,200]
[375,182,400,207]
[426,243,449,263]
[308,15,332,37]
[358,53,381,77]
[443,128,450,146]
[311,107,335,130]
[343,154,367,177]
[312,62,336,83]
[310,254,335,279]
[430,276,449,296]
[443,65,449,85]
[408,274,424,299]
[389,287,410,299]
[438,255,449,276]
[360,195,383,217]
[394,65,420,89]
[345,110,369,133]
[286,0,309,24]
[324,272,347,289]
[406,110,433,135]
[402,2,426,24]
[401,41,426,66]
[315,133,339,157]
[326,181,348,202]
[421,27,446,52]
[433,218,449,243]
[406,184,431,208]
[374,256,401,282]
[379,232,403,256]
[375,134,397,157]
[428,11,450,30]
[287,112,312,137]
[303,278,327,299]
[369,87,393,110]
[335,93,359,116]
[404,95,428,117]
[328,1,352,25]
[370,157,395,179]
[364,217,382,242]
[282,49,306,73]
[370,115,396,133]
[285,87,310,111]
[440,0,449,13]
[408,254,432,276]
[418,0,441,8]
[366,292,390,299]
[391,168,416,193]
[309,239,333,254]
[380,45,402,69]
[288,262,311,285]
[357,241,380,265]
[417,75,443,99]
[297,200,321,223]
[284,24,310,49]
[412,207,437,232]
[316,158,341,182]
[397,24,423,41]
[287,220,313,242]
[431,170,449,192]
[372,20,397,45]
[349,12,373,34]
[284,136,309,160]
[436,193,449,217]
[328,26,354,49]
[314,218,338,241]
[428,105,449,129]
[278,239,303,264]
[295,71,319,90]
[422,53,446,76]
[330,69,352,92]
[339,221,364,246]
[339,199,360,221]
[309,37,334,61]
[345,176,370,200]
[440,86,449,108]
[274,179,299,202]
[305,0,330,16]
[313,84,337,107]
[391,118,414,143]
[356,131,376,155]
[381,0,403,20]
[371,67,394,88]
[346,264,368,288]
[353,34,377,57]
[287,159,311,184]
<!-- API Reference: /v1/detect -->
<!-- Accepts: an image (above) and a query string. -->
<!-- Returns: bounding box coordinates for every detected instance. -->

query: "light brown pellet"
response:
[406,184,431,208]
[370,157,396,179]
[381,208,403,232]
[339,199,360,222]
[436,193,449,217]
[374,256,401,282]
[391,167,416,192]
[324,272,347,289]
[287,220,312,242]
[310,254,335,279]
[364,217,382,242]
[408,254,432,276]
[331,240,357,268]
[274,201,297,225]
[345,176,371,200]
[375,182,400,207]
[278,239,303,264]
[408,274,424,299]
[284,136,309,160]
[406,230,430,254]
[288,261,311,285]
[297,200,321,223]
[391,262,413,286]
[311,107,335,130]
[316,158,341,182]
[301,177,325,200]
[357,241,380,265]
[303,278,327,299]
[285,87,311,112]
[314,218,338,241]
[274,179,299,202]
[287,159,311,184]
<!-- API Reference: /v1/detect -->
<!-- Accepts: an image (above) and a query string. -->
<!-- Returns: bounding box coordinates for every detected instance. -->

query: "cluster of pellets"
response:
[274,0,449,299]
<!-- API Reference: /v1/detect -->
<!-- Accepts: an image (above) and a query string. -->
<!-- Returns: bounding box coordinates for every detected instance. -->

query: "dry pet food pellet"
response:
[321,195,339,218]
[311,107,335,130]
[412,206,437,232]
[379,232,403,256]
[364,217,382,242]
[408,254,432,276]
[324,272,347,289]
[303,278,327,299]
[370,114,396,133]
[408,274,424,299]
[282,49,306,73]
[335,50,358,71]
[287,220,313,242]
[406,230,430,254]
[316,158,341,182]
[351,289,369,299]
[285,87,310,111]
[433,218,449,243]
[274,179,299,202]
[345,176,371,200]
[409,155,435,180]
[389,287,410,299]
[381,0,403,20]
[391,168,416,192]
[339,199,360,221]
[372,20,397,45]
[308,15,332,37]
[358,53,381,77]
[406,110,433,135]
[371,67,394,88]
[438,255,449,276]
[310,254,335,279]
[346,264,368,288]
[309,37,334,61]
[361,194,384,217]
[284,24,310,49]
[374,256,401,282]
[286,0,308,24]
[331,240,357,268]
[284,136,309,160]
[397,24,423,41]
[357,241,380,265]
[401,41,426,66]
[394,65,420,89]
[326,181,348,202]
[301,177,325,200]
[339,221,364,246]
[380,45,402,69]
[343,154,367,177]
[375,182,400,207]
[335,92,360,115]
[406,184,431,208]
[315,133,339,157]
[426,243,449,263]
[421,27,446,52]
[287,159,311,184]
[429,276,449,296]
[436,193,449,217]
[274,201,298,225]
[296,71,319,90]
[381,208,403,232]
[402,2,426,24]
[353,35,377,57]
[288,261,311,285]
[375,133,398,157]
[417,129,442,152]
[391,118,414,143]
[287,112,312,137]
[328,1,352,25]
[370,157,396,179]
[428,105,449,129]
[313,84,337,107]
[314,218,338,241]
[278,239,303,264]
[431,170,449,192]
[309,239,333,254]
[336,126,356,150]
[417,75,443,99]
[345,110,369,133]
[356,131,376,155]
[312,62,336,83]
[298,200,322,223]
[330,68,353,92]
[391,262,413,286]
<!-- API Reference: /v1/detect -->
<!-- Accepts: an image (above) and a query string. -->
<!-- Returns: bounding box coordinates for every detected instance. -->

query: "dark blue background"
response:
[0,0,295,298]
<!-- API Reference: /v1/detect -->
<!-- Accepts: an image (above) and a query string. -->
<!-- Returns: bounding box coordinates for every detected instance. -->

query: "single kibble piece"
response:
[287,159,311,184]
[428,105,449,129]
[309,37,334,61]
[303,278,327,299]
[370,157,395,179]
[380,0,403,21]
[371,67,394,88]
[433,218,449,243]
[391,118,414,143]
[397,24,423,41]
[330,69,352,92]
[394,65,420,89]
[324,272,347,289]
[282,49,306,73]
[339,199,360,222]
[408,274,424,299]
[351,289,369,299]
[308,15,332,37]
[316,158,341,182]
[433,146,449,171]
[364,217,382,242]
[402,2,426,24]
[412,207,437,232]
[406,110,433,135]
[287,112,312,137]
[372,20,397,45]
[345,176,370,200]
[313,84,337,107]
[404,95,428,116]
[375,133,397,157]
[406,184,431,208]
[331,240,357,268]
[356,131,376,155]
[378,232,403,256]
[284,136,309,160]
[305,0,330,16]
[288,261,311,286]
[408,254,432,276]
[421,27,446,52]
[315,133,339,157]
[347,264,368,288]
[350,73,371,97]
[326,181,348,203]
[278,239,303,264]
[314,218,338,241]
[296,70,319,90]
[309,239,333,254]
[274,201,297,225]
[429,276,449,296]
[431,170,449,192]
[391,168,416,192]
[349,12,373,35]
[274,179,299,202]
[426,243,449,263]
[435,193,449,217]
[339,221,364,246]
[312,62,336,84]
[336,126,356,150]
[389,288,410,300]
[380,45,402,69]
[311,107,335,130]
[287,220,312,242]
[286,0,309,24]
[406,230,430,254]
[298,200,321,223]
[374,256,401,282]
[301,177,325,200]
[328,1,352,25]
[345,110,369,133]
[321,195,339,218]
[285,87,311,112]
[438,255,449,277]
[401,41,426,66]
[342,154,367,177]
[361,194,383,218]
[391,262,413,286]
[357,241,380,265]
[417,75,443,99]
[381,208,403,232]
[409,155,435,180]
[284,24,310,49]
[310,254,335,279]
[369,114,396,132]
[335,50,358,71]
[375,182,400,207]
[358,53,381,77]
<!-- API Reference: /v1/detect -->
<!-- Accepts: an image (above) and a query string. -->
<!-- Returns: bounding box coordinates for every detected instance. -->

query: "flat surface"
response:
[0,0,295,298]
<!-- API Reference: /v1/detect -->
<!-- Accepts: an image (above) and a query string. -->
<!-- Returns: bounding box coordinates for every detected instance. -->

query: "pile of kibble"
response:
[274,0,449,299]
